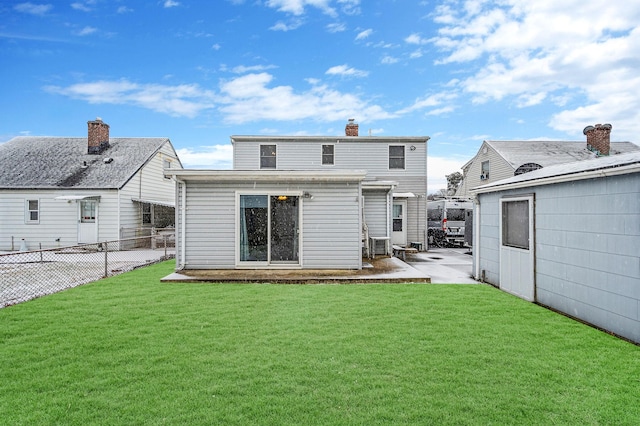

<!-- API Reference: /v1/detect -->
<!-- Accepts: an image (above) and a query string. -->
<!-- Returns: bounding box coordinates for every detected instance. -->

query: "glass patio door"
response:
[239,195,299,265]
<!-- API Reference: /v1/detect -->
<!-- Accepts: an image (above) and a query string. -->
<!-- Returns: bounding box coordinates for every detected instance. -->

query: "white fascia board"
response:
[54,194,101,201]
[471,163,640,194]
[165,169,368,182]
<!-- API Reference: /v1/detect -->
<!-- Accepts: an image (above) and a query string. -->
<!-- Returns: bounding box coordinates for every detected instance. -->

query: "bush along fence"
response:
[0,235,175,308]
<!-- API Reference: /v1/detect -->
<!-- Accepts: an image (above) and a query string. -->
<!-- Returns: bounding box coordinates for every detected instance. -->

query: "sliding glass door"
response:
[239,194,299,265]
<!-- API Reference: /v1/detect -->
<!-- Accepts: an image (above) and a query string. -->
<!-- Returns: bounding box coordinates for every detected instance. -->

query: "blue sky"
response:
[1,0,639,193]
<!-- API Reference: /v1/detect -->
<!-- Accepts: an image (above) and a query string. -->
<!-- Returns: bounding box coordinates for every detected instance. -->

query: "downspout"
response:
[175,177,187,270]
[425,136,430,250]
[473,195,481,280]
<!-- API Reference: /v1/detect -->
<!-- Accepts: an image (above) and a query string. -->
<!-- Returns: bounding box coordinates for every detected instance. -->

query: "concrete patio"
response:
[161,248,478,284]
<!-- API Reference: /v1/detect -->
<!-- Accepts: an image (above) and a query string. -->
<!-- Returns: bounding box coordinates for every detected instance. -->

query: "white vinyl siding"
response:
[176,180,361,270]
[232,137,428,247]
[457,143,515,197]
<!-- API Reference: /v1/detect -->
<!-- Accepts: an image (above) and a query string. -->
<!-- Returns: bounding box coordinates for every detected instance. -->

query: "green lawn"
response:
[1,261,639,425]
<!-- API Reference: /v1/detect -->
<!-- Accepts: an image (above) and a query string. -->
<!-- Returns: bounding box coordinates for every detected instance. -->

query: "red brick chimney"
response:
[583,123,612,156]
[87,117,110,154]
[345,118,359,137]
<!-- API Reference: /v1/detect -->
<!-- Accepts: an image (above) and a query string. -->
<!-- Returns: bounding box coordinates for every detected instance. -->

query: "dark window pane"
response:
[260,145,276,169]
[502,200,529,249]
[389,145,405,169]
[322,145,334,165]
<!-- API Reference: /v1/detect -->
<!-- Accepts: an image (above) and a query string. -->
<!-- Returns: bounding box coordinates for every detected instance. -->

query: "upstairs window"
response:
[26,199,39,224]
[389,145,405,169]
[163,159,171,179]
[260,144,276,169]
[322,144,334,165]
[481,160,490,180]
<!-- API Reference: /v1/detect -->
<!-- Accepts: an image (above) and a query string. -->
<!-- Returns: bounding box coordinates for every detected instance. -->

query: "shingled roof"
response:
[0,137,171,189]
[485,140,640,170]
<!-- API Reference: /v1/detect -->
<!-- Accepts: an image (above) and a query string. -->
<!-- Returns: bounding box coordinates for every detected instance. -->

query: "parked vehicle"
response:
[427,198,473,247]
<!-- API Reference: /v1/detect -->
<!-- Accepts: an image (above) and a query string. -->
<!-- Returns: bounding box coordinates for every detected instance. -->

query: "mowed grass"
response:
[1,261,639,425]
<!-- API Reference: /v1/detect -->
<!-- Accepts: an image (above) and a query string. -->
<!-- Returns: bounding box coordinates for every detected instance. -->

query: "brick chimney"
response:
[87,117,110,154]
[583,123,612,156]
[345,118,359,137]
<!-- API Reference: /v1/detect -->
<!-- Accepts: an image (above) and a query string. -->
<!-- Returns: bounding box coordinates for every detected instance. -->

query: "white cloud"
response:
[176,144,233,169]
[164,0,180,8]
[76,26,97,36]
[397,92,457,115]
[117,6,133,13]
[355,29,372,40]
[217,72,394,123]
[325,64,368,78]
[71,2,95,12]
[381,55,398,64]
[326,22,346,33]
[266,0,337,17]
[14,2,52,16]
[430,1,640,140]
[269,19,304,31]
[405,33,428,45]
[44,80,216,118]
[231,64,278,74]
[45,73,394,124]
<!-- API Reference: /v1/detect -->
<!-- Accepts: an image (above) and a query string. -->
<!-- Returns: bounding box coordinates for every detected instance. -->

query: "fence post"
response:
[104,241,108,278]
[164,235,167,258]
[40,243,43,263]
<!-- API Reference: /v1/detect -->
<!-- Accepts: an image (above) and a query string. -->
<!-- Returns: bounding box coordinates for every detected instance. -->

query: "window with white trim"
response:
[260,145,276,169]
[322,144,334,165]
[481,161,490,180]
[26,199,39,224]
[389,145,405,169]
[163,159,171,179]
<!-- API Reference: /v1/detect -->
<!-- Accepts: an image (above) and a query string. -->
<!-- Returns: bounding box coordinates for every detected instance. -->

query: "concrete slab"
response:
[406,248,478,284]
[161,256,431,284]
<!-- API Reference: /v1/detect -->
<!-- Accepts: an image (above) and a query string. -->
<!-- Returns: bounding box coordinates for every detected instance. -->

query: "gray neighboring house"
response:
[456,124,640,197]
[0,118,182,251]
[165,120,430,271]
[470,151,640,344]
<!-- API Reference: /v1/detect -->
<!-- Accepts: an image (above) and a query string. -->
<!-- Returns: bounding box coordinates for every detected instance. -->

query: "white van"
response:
[427,198,473,247]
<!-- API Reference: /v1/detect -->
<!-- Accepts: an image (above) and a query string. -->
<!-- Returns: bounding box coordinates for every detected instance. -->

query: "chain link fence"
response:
[0,235,175,308]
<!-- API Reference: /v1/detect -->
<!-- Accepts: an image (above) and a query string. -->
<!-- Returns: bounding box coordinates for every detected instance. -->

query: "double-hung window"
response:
[322,144,334,165]
[26,199,39,224]
[389,145,405,169]
[260,145,276,169]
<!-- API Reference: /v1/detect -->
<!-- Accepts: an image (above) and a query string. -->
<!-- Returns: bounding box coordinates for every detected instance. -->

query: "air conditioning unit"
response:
[480,172,489,180]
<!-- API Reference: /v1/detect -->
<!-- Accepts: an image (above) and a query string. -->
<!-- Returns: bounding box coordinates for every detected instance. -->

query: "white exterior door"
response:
[392,200,407,246]
[499,195,535,301]
[78,200,98,244]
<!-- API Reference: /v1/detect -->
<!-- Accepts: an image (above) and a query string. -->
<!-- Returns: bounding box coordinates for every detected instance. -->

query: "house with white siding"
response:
[0,118,182,251]
[470,148,640,344]
[166,120,429,270]
[455,124,640,197]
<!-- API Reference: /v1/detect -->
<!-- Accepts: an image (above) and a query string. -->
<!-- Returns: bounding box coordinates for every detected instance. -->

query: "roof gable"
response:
[0,137,173,189]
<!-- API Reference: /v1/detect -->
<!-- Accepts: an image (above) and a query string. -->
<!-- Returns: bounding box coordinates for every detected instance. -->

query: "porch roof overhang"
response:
[392,192,416,198]
[361,180,398,191]
[54,195,101,201]
[165,169,368,183]
[131,198,175,208]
